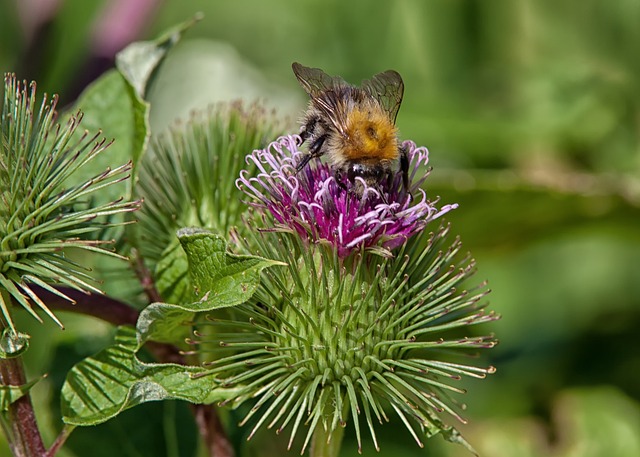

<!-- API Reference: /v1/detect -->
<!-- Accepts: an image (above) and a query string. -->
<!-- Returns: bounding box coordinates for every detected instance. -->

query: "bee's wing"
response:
[362,70,404,123]
[292,62,348,97]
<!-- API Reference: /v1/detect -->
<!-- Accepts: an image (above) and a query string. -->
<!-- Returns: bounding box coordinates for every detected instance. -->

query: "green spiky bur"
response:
[193,223,498,454]
[0,75,139,331]
[134,102,284,270]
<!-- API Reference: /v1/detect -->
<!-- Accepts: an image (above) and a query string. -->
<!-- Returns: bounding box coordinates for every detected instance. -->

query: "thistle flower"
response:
[0,74,139,332]
[237,135,457,257]
[190,135,498,454]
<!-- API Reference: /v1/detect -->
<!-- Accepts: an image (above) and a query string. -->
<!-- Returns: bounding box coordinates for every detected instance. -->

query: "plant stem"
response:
[192,405,234,457]
[0,297,46,456]
[309,424,344,457]
[45,424,75,457]
[133,251,163,303]
[28,285,139,327]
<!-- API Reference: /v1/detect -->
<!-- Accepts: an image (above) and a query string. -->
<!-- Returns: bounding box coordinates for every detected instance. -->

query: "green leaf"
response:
[155,239,191,306]
[136,302,194,346]
[111,15,202,184]
[68,70,146,194]
[0,376,42,411]
[61,326,238,426]
[139,229,284,345]
[177,228,286,310]
[115,13,203,99]
[67,14,199,199]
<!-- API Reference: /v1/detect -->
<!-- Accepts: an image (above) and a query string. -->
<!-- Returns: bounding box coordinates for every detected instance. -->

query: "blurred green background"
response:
[1,0,639,456]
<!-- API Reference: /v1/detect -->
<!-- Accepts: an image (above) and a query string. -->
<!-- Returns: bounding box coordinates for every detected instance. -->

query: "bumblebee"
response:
[292,62,408,193]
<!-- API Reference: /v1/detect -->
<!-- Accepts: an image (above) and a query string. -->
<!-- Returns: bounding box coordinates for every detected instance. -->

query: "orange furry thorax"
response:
[342,107,398,162]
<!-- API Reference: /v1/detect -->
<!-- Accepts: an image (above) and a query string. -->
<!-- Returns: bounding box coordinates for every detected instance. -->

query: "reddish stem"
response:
[0,354,47,456]
[45,425,73,457]
[193,404,235,457]
[30,286,139,326]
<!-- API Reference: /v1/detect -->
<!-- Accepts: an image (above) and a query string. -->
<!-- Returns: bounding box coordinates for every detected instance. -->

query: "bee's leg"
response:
[399,143,409,191]
[309,133,327,157]
[295,133,327,173]
[334,168,349,191]
[381,187,390,204]
[373,169,391,204]
[384,168,393,189]
[295,154,314,173]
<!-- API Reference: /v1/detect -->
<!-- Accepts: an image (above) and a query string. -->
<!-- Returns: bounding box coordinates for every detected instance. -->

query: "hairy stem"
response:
[0,290,46,456]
